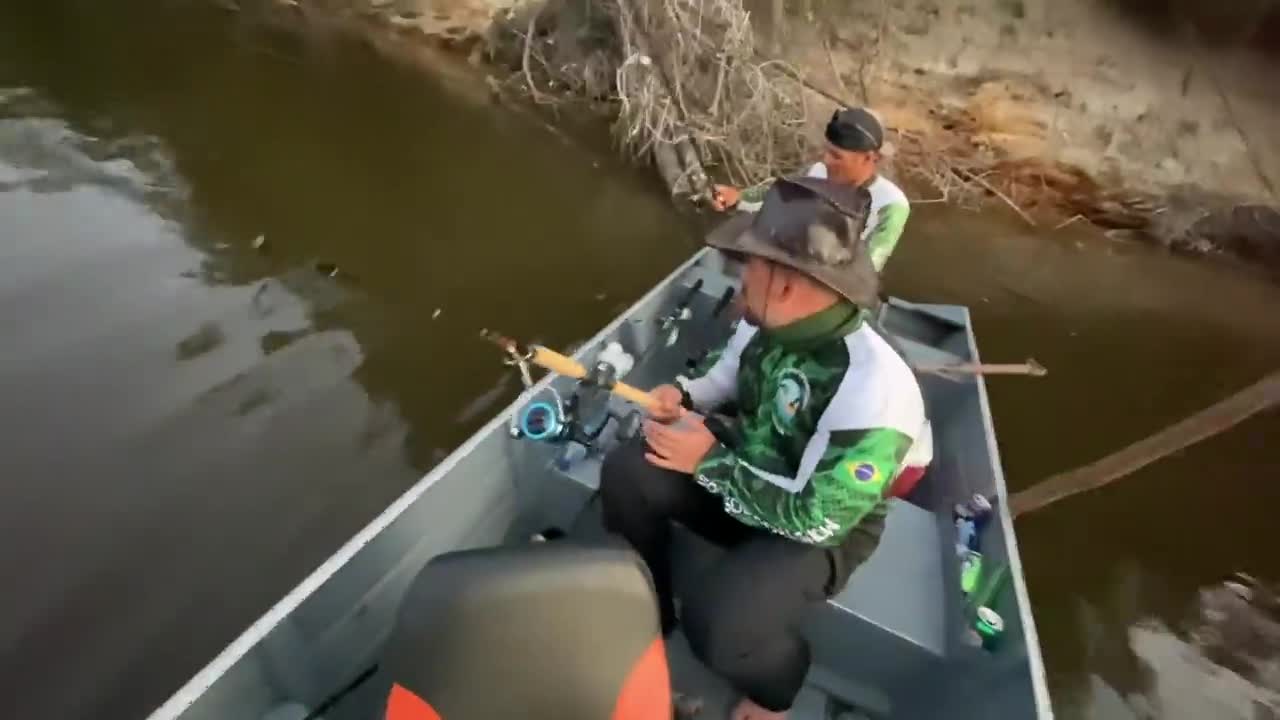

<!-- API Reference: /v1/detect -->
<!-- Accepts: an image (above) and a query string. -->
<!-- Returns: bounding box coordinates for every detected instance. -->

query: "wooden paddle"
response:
[1010,368,1280,518]
[915,358,1047,379]
[482,330,658,412]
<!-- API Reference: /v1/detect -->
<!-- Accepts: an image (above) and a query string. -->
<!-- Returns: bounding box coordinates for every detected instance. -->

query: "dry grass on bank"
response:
[493,0,819,197]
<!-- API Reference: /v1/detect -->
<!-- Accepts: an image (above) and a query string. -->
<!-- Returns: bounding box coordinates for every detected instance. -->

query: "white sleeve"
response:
[682,321,758,410]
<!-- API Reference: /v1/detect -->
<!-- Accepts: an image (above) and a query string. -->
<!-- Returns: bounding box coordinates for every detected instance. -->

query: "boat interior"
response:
[159,250,1049,720]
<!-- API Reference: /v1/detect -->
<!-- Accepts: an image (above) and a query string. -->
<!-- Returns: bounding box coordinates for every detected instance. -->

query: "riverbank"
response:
[213,0,1280,277]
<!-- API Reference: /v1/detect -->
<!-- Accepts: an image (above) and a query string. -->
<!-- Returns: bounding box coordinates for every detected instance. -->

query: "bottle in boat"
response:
[954,492,993,555]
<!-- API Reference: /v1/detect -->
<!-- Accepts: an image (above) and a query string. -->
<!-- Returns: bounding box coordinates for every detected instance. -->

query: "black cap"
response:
[825,108,884,152]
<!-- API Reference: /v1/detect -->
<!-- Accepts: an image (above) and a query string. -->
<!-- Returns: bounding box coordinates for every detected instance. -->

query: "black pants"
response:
[599,438,866,712]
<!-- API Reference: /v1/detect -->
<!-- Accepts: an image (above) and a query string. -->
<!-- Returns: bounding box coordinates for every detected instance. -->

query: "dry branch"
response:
[957,167,1038,226]
[502,0,1054,215]
[522,4,549,105]
[609,0,814,191]
[507,0,817,195]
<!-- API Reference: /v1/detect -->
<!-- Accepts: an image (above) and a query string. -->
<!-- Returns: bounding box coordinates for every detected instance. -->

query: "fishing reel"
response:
[507,342,643,466]
[490,278,738,469]
[517,401,566,442]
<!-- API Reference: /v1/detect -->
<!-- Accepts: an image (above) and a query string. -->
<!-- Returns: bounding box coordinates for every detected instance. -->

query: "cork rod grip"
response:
[529,346,656,411]
[529,346,588,379]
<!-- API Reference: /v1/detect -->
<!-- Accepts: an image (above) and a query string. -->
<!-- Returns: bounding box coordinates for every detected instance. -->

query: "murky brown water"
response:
[2,2,1279,719]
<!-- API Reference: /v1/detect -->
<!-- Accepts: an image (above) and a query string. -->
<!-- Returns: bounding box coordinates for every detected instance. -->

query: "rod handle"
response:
[529,346,656,411]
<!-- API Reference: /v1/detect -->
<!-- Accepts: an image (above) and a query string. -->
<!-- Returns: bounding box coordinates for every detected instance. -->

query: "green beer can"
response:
[974,606,1004,651]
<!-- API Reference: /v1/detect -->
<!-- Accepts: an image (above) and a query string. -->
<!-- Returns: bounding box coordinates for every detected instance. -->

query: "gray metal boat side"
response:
[960,304,1053,718]
[145,247,1053,720]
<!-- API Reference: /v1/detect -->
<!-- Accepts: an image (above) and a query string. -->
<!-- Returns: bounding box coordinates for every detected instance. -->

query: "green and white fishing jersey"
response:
[680,304,932,547]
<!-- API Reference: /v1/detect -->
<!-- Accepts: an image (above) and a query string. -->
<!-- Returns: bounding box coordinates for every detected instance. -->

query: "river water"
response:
[1,2,1278,719]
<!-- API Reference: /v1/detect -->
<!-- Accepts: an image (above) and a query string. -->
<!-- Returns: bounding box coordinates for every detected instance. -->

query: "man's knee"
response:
[599,437,651,521]
[682,590,756,670]
[682,554,772,655]
[681,540,828,671]
[681,583,810,711]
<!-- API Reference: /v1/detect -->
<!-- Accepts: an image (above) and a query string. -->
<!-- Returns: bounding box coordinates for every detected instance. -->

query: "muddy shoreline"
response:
[212,0,1280,279]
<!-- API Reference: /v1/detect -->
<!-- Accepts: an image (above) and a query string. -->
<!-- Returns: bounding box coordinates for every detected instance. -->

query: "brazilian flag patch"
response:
[838,459,883,488]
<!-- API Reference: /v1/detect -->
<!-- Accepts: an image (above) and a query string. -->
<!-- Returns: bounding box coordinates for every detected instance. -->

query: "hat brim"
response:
[705,211,879,307]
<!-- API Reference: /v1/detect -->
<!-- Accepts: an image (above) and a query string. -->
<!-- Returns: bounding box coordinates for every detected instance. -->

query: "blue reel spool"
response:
[519,401,564,441]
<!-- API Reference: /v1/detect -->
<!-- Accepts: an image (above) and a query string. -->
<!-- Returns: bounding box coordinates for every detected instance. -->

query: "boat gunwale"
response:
[144,248,717,720]
[960,308,1055,718]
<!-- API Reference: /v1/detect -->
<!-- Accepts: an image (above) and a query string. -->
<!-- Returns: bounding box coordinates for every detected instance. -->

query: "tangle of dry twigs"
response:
[503,0,1061,218]
[610,0,813,188]
[506,0,817,193]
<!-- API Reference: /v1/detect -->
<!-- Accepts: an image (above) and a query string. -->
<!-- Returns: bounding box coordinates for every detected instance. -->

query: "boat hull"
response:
[147,248,1053,720]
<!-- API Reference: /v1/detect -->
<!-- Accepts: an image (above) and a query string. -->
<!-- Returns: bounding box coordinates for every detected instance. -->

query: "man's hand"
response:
[648,384,685,422]
[643,414,717,474]
[711,184,740,212]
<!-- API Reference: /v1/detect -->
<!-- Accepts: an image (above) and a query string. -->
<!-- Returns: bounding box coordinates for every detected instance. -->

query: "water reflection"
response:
[1126,618,1280,719]
[0,0,691,715]
[1185,575,1280,704]
[0,91,416,720]
[1043,565,1280,718]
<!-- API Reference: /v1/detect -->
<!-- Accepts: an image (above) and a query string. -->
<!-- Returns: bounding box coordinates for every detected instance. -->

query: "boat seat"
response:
[381,543,671,720]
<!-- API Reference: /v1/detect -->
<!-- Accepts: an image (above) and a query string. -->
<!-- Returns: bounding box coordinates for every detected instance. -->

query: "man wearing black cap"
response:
[711,107,910,273]
[600,176,932,719]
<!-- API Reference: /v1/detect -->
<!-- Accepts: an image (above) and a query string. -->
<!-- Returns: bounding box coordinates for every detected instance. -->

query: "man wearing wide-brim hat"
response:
[711,107,911,275]
[599,176,933,720]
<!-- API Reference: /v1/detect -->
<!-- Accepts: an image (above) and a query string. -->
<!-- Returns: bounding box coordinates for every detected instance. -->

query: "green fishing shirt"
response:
[679,303,931,547]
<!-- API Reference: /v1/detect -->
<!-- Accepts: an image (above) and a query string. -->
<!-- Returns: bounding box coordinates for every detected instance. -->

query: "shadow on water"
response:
[2,2,1280,720]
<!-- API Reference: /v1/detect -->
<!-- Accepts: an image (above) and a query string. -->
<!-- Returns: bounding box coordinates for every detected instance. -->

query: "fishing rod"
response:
[662,285,743,452]
[481,330,656,411]
[626,278,708,375]
[482,275,716,419]
[482,282,735,460]
[656,278,705,349]
[684,285,738,374]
